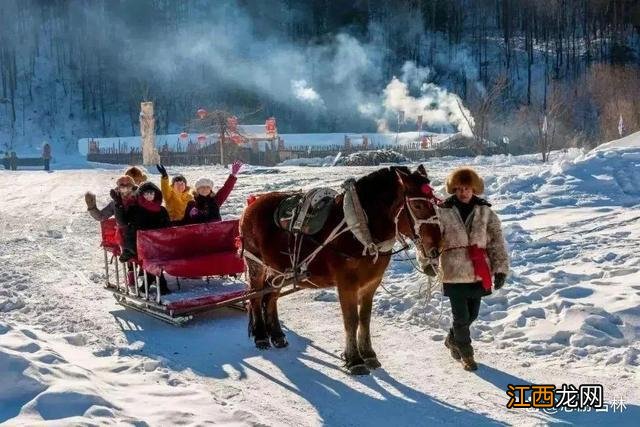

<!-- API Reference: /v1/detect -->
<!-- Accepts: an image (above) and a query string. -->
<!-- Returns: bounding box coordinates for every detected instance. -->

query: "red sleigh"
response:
[99,218,248,325]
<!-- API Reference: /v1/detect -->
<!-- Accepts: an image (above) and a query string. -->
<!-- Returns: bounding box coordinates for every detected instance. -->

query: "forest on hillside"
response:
[1,0,639,155]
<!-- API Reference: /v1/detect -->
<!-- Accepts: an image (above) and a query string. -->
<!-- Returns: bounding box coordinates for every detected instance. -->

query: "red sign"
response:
[420,135,431,149]
[197,134,207,144]
[227,116,238,133]
[196,108,207,119]
[265,117,277,137]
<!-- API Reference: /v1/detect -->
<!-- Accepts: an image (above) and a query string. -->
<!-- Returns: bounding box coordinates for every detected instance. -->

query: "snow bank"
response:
[593,130,640,152]
[374,141,640,371]
[0,321,244,425]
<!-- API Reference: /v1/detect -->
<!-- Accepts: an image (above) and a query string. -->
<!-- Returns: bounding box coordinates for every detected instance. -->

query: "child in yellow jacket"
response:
[156,164,193,222]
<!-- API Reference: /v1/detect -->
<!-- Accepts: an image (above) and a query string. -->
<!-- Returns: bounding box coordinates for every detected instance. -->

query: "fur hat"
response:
[171,175,187,185]
[124,166,147,185]
[445,167,484,195]
[194,177,214,190]
[116,175,135,188]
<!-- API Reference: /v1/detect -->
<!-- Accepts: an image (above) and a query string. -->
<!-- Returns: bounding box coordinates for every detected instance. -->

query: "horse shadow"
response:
[476,364,639,426]
[110,308,504,425]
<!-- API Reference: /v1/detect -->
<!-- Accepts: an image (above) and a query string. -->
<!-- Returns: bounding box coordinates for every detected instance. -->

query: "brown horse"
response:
[239,165,441,375]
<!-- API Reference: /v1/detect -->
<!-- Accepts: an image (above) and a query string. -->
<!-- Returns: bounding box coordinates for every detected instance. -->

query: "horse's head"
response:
[394,164,442,270]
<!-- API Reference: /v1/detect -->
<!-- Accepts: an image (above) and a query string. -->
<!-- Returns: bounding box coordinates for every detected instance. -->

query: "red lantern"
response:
[227,116,238,133]
[196,108,207,119]
[265,117,277,137]
[197,134,207,144]
[179,132,189,140]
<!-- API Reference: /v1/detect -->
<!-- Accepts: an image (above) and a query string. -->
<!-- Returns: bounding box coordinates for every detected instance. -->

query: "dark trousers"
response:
[44,158,50,171]
[449,294,481,346]
[121,226,137,255]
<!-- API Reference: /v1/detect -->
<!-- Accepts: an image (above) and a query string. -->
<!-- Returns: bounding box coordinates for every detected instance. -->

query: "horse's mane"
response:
[356,166,407,206]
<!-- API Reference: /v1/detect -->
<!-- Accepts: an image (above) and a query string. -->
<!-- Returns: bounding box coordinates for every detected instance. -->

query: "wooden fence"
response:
[87,143,507,166]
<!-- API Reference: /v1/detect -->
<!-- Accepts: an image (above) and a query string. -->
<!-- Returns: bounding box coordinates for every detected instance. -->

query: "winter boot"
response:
[119,249,136,263]
[444,330,461,360]
[158,274,171,295]
[458,344,478,371]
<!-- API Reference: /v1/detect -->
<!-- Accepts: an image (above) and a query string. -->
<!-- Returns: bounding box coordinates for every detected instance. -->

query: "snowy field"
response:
[1,135,639,425]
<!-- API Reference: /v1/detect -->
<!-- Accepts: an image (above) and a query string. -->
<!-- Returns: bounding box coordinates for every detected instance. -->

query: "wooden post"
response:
[140,102,160,165]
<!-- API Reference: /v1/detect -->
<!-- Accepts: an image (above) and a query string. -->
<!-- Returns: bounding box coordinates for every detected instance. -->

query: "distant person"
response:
[3,152,9,170]
[439,167,509,371]
[9,151,17,171]
[182,160,242,225]
[84,166,147,222]
[42,143,51,171]
[156,164,193,223]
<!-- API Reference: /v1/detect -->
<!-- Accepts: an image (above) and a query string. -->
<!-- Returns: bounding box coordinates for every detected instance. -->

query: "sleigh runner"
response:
[99,218,300,325]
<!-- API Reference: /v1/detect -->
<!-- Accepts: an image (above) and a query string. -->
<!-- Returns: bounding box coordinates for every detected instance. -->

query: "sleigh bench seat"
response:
[136,220,245,279]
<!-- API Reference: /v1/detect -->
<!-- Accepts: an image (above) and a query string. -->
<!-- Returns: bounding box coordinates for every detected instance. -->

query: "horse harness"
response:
[241,178,441,289]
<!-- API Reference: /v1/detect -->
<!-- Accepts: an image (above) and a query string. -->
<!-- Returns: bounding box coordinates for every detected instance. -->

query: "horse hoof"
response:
[255,339,271,350]
[364,357,381,369]
[348,364,370,376]
[271,336,288,348]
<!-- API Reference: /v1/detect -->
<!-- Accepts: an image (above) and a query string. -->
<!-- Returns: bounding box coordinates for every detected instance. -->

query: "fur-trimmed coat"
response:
[437,197,509,285]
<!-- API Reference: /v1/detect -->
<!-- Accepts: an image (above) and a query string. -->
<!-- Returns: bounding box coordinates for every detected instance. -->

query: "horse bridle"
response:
[394,184,441,261]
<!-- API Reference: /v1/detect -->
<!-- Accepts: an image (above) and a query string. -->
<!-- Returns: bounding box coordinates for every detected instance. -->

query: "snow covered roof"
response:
[237,124,270,140]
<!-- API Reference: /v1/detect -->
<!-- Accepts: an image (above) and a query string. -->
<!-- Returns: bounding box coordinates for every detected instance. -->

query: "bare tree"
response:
[583,64,640,142]
[457,76,508,154]
[186,106,263,165]
[518,86,567,162]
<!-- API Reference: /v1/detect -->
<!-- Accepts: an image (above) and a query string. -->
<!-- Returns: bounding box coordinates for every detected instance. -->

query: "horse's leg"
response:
[337,285,369,375]
[263,289,288,348]
[358,282,381,369]
[247,260,270,350]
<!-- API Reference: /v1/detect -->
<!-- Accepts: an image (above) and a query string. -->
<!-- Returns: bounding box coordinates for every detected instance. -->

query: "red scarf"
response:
[468,245,492,291]
[137,196,161,212]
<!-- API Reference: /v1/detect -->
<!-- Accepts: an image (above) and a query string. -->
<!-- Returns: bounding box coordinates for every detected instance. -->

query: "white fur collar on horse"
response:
[341,178,394,262]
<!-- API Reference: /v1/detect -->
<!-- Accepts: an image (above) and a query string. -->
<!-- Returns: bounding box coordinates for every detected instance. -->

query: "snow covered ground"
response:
[1,134,639,425]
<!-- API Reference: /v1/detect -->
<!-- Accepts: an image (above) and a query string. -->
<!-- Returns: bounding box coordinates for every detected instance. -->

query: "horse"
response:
[239,165,442,375]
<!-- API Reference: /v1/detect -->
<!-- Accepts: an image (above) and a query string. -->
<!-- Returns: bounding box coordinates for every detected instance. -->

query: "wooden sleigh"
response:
[99,217,299,325]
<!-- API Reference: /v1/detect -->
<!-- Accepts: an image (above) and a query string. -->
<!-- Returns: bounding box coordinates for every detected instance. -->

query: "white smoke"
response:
[90,1,476,133]
[379,61,474,136]
[291,80,324,106]
[400,62,431,90]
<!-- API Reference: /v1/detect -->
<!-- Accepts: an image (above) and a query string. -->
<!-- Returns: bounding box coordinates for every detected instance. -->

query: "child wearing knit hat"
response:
[182,160,243,225]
